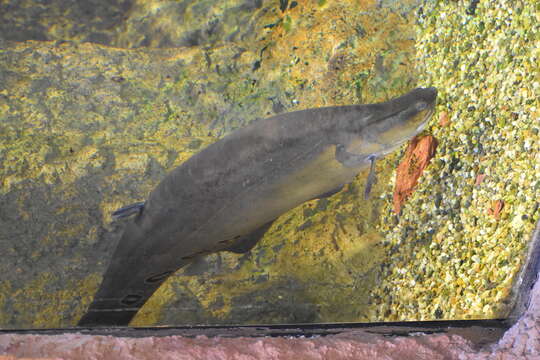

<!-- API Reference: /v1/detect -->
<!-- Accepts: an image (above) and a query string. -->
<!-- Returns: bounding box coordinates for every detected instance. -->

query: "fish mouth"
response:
[416,121,427,133]
[376,106,435,157]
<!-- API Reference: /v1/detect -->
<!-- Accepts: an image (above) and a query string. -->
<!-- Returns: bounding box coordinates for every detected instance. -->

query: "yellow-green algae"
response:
[368,0,540,321]
[0,281,11,326]
[7,273,100,328]
[0,42,243,328]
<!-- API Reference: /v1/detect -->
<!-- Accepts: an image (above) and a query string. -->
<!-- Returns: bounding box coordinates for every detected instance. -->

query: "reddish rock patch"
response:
[393,135,438,214]
[488,199,505,219]
[438,111,450,127]
[475,174,486,186]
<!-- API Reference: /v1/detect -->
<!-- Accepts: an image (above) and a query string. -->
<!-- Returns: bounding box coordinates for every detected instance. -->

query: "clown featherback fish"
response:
[78,87,437,326]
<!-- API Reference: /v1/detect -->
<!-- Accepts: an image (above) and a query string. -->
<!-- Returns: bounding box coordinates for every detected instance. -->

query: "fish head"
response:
[356,87,437,157]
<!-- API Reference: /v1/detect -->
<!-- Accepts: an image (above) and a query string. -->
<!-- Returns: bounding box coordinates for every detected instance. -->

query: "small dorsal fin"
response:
[112,201,145,220]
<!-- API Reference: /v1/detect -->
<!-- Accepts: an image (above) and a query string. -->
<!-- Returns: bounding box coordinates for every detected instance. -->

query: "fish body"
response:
[78,87,437,326]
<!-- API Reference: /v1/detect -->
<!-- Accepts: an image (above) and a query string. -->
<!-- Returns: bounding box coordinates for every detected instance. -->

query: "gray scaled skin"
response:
[78,87,437,326]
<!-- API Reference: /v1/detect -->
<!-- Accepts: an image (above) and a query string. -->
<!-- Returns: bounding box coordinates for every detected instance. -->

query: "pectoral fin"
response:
[335,145,377,199]
[312,185,344,200]
[364,155,378,200]
[224,220,275,254]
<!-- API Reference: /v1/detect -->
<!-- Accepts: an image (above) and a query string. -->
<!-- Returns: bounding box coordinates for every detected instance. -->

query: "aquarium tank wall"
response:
[0,0,538,329]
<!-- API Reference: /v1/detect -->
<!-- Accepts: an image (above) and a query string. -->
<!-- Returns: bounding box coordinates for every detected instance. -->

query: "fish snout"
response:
[421,87,438,106]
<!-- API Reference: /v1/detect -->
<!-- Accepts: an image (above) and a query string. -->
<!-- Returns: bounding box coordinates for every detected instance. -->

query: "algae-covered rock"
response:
[0,0,277,48]
[0,0,423,49]
[0,0,131,45]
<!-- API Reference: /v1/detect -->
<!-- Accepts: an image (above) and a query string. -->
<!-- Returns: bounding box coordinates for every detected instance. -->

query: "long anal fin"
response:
[312,185,344,200]
[224,220,275,254]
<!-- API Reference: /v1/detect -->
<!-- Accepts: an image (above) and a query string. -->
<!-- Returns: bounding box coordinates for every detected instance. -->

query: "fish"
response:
[78,87,437,326]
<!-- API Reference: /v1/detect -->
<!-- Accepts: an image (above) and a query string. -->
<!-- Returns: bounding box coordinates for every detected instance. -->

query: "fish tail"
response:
[77,304,139,327]
[78,270,172,327]
[78,224,178,327]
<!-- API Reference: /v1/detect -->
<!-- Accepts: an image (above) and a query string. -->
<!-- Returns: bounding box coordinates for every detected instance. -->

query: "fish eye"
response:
[415,101,427,111]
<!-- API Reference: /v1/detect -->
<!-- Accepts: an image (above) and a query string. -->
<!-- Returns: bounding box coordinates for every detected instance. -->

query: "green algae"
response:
[5,273,101,328]
[0,281,11,326]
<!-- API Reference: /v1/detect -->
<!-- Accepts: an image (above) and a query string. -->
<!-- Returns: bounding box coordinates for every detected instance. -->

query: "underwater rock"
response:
[438,111,450,127]
[393,135,438,214]
[475,174,486,186]
[488,200,505,220]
